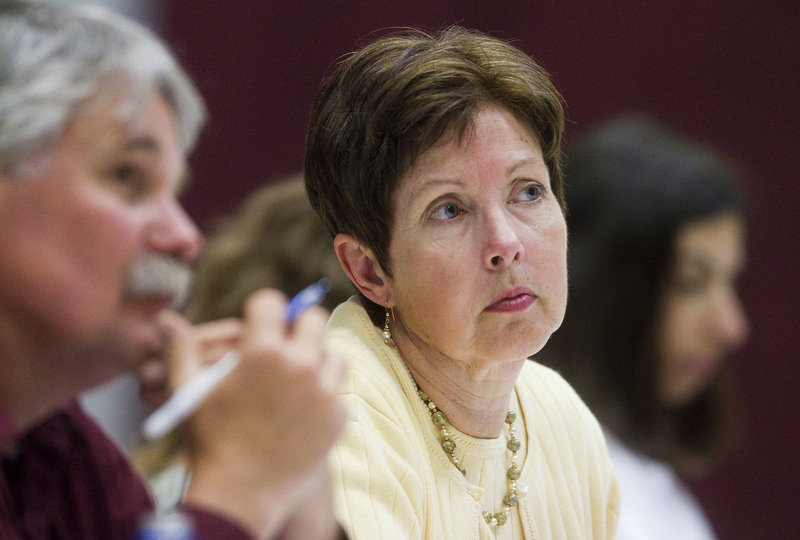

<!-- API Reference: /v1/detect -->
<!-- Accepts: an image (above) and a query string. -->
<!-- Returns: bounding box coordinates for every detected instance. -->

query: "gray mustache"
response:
[124,255,194,309]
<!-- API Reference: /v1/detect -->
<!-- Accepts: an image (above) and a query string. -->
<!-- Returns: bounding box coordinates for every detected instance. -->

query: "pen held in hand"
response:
[283,277,331,324]
[141,278,332,441]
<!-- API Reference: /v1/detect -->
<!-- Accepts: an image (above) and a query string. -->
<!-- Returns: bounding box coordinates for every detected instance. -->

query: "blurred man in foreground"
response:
[0,2,346,538]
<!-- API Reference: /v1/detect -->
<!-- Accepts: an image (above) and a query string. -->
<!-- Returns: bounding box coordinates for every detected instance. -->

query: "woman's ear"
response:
[334,233,392,306]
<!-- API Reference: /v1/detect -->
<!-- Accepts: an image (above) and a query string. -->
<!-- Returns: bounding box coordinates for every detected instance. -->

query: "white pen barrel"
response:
[142,350,241,441]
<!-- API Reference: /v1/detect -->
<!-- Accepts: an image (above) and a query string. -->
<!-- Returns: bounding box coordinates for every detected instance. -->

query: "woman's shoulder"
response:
[518,359,605,439]
[519,358,587,403]
[326,299,387,372]
[326,298,413,414]
[326,298,378,348]
[518,360,621,532]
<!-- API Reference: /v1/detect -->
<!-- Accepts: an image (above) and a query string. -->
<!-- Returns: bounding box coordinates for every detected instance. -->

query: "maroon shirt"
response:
[0,401,250,539]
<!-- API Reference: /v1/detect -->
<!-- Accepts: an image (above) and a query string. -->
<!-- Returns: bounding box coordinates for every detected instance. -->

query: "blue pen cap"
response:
[285,278,332,323]
[135,510,197,540]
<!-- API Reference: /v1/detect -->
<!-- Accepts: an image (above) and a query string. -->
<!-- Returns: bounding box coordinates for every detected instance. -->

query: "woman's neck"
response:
[394,326,523,438]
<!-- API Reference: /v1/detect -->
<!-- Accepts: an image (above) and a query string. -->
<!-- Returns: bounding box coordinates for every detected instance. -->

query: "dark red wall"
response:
[165,2,800,538]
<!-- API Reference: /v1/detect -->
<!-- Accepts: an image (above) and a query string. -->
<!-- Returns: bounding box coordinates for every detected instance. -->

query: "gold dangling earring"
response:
[383,306,395,347]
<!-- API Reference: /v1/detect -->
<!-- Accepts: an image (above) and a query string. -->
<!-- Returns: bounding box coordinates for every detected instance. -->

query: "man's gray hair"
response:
[0,0,206,174]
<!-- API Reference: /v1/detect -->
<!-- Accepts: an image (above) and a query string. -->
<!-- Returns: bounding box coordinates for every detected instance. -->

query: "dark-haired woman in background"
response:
[539,115,749,539]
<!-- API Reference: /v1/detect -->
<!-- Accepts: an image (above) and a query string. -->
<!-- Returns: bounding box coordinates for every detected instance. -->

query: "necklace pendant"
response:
[503,491,518,508]
[416,382,522,528]
[482,511,499,526]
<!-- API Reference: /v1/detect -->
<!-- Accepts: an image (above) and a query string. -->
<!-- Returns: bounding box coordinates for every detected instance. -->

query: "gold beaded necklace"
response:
[384,308,525,527]
[416,385,523,527]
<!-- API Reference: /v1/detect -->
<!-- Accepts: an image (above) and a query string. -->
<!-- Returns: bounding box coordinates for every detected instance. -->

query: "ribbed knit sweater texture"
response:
[326,299,620,539]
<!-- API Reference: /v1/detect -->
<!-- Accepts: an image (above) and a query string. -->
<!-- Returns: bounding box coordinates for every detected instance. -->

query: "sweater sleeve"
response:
[330,390,426,540]
[522,362,620,538]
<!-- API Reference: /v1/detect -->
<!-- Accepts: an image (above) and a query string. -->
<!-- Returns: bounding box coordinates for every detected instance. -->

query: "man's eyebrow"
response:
[119,135,192,196]
[120,135,159,153]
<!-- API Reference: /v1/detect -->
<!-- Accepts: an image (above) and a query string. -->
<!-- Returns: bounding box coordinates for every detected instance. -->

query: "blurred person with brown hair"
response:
[305,26,619,539]
[0,2,346,538]
[539,114,749,539]
[186,173,354,323]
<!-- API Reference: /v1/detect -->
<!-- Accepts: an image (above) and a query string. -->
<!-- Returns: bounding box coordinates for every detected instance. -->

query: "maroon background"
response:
[164,2,799,538]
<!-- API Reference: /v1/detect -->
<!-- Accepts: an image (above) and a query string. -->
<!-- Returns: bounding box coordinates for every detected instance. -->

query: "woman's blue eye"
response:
[520,184,541,201]
[443,203,459,217]
[431,202,462,220]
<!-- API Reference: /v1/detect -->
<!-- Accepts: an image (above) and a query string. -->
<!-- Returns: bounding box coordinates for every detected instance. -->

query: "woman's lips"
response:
[486,289,537,312]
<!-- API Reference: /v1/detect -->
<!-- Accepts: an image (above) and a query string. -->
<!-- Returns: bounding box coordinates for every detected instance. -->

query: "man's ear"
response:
[334,233,392,307]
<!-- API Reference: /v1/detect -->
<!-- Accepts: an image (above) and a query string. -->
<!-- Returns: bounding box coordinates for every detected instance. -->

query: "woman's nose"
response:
[483,208,524,269]
[711,287,750,350]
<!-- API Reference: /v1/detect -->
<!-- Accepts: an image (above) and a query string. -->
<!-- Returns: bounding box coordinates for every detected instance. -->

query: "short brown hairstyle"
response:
[305,26,565,283]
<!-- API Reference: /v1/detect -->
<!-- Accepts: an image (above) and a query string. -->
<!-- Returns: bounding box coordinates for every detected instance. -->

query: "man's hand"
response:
[161,289,346,539]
